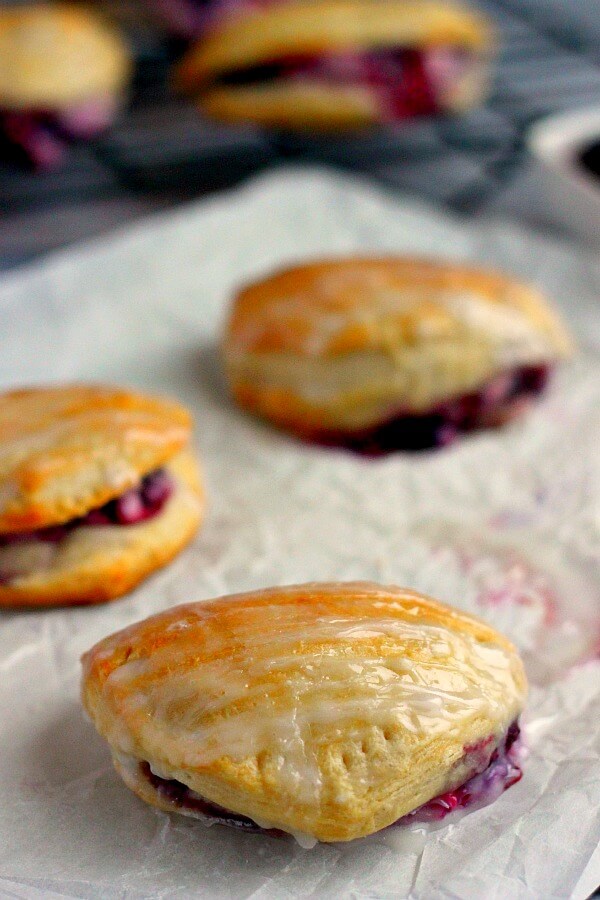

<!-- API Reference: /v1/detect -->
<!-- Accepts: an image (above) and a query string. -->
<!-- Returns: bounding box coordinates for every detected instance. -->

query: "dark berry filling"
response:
[313,364,551,456]
[0,469,173,553]
[139,721,523,838]
[213,47,466,120]
[0,98,117,170]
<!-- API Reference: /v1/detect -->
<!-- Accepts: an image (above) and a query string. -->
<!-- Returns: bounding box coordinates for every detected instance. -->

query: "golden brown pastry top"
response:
[0,384,192,532]
[0,4,131,110]
[225,257,573,359]
[177,0,491,91]
[82,581,527,842]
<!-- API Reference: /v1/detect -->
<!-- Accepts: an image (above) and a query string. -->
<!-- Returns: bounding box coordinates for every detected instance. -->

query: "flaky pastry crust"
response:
[0,4,130,110]
[0,450,203,608]
[223,256,574,433]
[82,582,527,842]
[0,384,193,531]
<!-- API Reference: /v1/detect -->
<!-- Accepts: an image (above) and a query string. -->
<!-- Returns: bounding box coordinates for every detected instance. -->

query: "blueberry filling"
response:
[139,721,523,838]
[140,761,284,834]
[0,468,173,568]
[212,46,470,120]
[312,364,550,455]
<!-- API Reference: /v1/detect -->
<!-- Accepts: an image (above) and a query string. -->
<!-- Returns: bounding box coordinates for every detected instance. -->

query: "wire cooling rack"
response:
[1,0,599,269]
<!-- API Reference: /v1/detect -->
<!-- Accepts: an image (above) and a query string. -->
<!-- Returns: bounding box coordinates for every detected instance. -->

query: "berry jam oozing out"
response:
[215,47,471,120]
[400,720,523,824]
[140,721,523,837]
[0,469,174,550]
[315,364,551,455]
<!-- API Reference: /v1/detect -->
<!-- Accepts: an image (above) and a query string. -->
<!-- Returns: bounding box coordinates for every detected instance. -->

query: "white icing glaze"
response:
[443,292,555,366]
[101,599,525,804]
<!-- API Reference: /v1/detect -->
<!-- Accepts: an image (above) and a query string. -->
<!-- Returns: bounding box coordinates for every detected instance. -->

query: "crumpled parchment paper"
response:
[1,168,599,900]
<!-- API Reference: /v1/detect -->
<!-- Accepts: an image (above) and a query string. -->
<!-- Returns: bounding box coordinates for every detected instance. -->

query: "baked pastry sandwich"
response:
[223,257,574,453]
[0,385,203,607]
[175,0,493,130]
[0,4,131,168]
[82,581,527,844]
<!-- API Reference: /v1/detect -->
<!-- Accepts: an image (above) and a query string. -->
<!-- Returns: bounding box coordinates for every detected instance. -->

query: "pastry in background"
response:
[175,0,493,130]
[0,385,203,607]
[223,257,573,453]
[0,4,131,169]
[81,581,527,843]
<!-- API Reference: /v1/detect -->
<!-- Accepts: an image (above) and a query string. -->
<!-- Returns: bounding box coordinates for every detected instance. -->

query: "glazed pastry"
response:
[223,257,574,452]
[0,385,203,607]
[0,4,131,168]
[82,581,527,844]
[175,0,493,130]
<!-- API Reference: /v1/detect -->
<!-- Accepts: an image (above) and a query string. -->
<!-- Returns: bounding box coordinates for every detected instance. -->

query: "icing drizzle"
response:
[95,585,526,803]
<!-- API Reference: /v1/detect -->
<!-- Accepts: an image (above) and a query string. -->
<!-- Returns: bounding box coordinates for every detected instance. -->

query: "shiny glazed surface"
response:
[83,582,526,843]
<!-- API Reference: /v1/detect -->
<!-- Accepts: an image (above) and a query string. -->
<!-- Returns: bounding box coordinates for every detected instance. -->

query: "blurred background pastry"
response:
[223,256,573,453]
[175,0,493,130]
[0,1,599,263]
[0,3,131,168]
[0,385,204,607]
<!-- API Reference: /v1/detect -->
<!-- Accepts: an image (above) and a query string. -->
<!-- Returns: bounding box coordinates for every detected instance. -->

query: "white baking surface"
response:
[0,168,599,900]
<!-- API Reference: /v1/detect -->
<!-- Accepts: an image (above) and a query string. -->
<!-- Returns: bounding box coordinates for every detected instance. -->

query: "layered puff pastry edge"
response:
[82,581,527,843]
[176,0,493,129]
[0,385,204,607]
[0,4,131,110]
[223,256,574,437]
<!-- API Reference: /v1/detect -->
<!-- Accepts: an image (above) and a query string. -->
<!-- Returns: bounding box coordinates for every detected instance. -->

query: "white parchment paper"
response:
[0,168,599,900]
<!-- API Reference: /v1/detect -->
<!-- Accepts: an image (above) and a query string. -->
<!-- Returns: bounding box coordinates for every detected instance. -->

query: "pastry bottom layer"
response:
[311,364,550,455]
[138,721,523,839]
